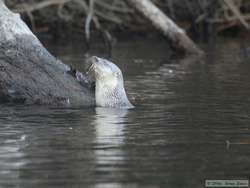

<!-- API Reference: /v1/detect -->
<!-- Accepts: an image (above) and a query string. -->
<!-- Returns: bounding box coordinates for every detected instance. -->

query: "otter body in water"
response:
[88,57,134,109]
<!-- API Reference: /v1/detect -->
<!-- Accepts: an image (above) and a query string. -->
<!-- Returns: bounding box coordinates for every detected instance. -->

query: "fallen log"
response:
[125,0,204,56]
[0,1,95,106]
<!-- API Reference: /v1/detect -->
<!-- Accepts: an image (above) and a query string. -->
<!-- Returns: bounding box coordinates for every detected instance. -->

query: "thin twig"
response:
[13,0,72,13]
[95,1,133,13]
[23,3,37,32]
[85,0,95,42]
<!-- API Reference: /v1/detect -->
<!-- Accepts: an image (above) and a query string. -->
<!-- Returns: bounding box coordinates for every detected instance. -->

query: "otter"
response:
[87,56,134,109]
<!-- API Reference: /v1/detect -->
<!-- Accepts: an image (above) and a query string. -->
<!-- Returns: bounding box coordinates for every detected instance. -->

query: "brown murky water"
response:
[0,36,250,188]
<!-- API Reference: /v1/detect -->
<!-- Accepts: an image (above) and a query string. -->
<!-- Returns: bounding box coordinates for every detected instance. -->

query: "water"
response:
[0,36,250,188]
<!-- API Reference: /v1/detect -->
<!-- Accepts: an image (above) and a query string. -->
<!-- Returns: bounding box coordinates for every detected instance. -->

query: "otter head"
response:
[88,56,134,109]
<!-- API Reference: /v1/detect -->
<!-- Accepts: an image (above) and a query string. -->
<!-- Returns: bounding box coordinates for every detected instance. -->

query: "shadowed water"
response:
[0,36,250,188]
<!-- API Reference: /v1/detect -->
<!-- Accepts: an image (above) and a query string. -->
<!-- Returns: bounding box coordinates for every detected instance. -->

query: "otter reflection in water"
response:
[93,107,128,182]
[87,57,134,109]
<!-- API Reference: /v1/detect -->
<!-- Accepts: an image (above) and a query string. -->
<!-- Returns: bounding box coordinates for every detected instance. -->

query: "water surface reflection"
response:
[93,108,129,186]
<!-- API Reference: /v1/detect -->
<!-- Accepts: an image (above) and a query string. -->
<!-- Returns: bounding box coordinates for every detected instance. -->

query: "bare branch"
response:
[223,0,250,30]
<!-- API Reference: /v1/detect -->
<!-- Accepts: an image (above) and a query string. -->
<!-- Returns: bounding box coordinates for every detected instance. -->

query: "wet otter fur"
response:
[88,56,134,109]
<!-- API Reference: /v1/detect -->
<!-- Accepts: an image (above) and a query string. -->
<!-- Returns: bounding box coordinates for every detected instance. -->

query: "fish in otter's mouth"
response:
[87,56,134,109]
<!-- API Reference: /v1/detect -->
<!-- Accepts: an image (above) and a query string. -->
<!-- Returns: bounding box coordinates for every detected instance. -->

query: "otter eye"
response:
[114,72,120,77]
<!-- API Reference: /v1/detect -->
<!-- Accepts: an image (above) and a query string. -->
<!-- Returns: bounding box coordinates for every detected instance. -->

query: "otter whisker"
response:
[86,63,95,75]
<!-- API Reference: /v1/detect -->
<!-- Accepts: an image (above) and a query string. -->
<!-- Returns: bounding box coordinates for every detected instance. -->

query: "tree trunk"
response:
[126,0,204,56]
[0,1,94,106]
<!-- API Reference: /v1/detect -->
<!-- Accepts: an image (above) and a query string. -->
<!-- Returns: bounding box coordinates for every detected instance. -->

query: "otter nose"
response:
[92,56,100,62]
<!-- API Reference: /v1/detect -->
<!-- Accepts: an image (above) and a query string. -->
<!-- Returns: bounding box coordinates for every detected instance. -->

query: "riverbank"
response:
[6,0,250,41]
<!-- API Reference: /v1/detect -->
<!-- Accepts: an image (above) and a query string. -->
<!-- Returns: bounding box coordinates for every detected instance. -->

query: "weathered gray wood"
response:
[126,0,204,56]
[0,1,94,106]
